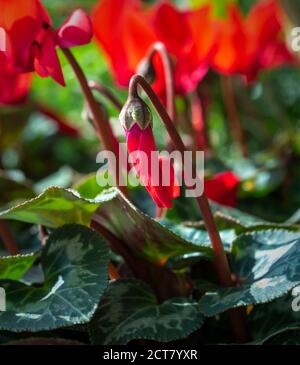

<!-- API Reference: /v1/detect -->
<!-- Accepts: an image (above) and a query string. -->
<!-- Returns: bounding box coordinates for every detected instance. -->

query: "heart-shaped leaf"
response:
[89,279,204,345]
[0,224,110,332]
[199,229,300,316]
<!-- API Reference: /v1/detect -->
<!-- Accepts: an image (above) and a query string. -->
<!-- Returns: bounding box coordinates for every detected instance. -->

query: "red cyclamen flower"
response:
[205,171,240,208]
[211,0,294,82]
[0,1,93,85]
[92,0,215,96]
[120,97,180,208]
[0,55,79,137]
[0,54,32,105]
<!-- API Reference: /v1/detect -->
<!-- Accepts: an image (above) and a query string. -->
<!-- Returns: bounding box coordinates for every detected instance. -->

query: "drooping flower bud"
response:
[119,96,152,131]
[120,95,179,208]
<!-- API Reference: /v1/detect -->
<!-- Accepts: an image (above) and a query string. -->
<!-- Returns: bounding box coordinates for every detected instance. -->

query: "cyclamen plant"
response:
[0,0,300,347]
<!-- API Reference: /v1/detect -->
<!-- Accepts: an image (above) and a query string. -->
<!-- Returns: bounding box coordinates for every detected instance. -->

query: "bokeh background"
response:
[2,0,300,254]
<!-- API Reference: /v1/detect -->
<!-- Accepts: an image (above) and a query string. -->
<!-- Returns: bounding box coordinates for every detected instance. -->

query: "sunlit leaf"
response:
[199,229,300,316]
[0,187,214,264]
[0,253,39,281]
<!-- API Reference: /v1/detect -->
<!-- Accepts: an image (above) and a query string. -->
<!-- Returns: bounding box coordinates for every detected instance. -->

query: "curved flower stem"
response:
[61,48,128,197]
[220,76,248,157]
[0,220,19,255]
[129,74,248,343]
[192,87,211,153]
[88,80,123,112]
[145,42,176,122]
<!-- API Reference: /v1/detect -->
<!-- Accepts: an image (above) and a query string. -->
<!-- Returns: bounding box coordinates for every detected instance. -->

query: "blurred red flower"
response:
[93,0,293,91]
[0,57,79,137]
[93,0,215,95]
[0,56,32,105]
[205,171,240,207]
[211,0,294,81]
[0,1,92,86]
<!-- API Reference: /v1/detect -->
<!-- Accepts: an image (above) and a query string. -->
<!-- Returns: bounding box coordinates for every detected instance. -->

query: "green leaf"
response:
[94,195,214,264]
[211,203,293,232]
[0,186,105,227]
[266,331,300,345]
[160,222,236,269]
[89,279,204,345]
[167,193,290,232]
[160,220,235,252]
[0,253,39,281]
[0,224,110,332]
[249,294,300,344]
[0,187,214,264]
[73,174,104,199]
[199,229,300,316]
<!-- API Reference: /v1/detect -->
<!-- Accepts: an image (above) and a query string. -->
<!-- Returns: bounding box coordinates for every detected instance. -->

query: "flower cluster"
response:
[93,0,293,95]
[0,0,93,103]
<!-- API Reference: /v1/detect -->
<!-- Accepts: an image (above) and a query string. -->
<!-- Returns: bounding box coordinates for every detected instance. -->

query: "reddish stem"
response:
[191,88,211,152]
[62,48,128,197]
[145,42,176,122]
[0,220,19,255]
[88,80,123,111]
[220,76,248,157]
[108,261,120,280]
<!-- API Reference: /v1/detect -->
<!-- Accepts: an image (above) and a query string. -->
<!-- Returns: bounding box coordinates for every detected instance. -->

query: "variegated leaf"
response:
[89,279,204,345]
[0,224,110,332]
[199,229,300,316]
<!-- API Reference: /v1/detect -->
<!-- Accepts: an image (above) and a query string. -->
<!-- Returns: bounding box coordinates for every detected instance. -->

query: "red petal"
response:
[92,0,139,86]
[126,124,178,208]
[0,0,51,71]
[151,2,192,56]
[57,9,93,48]
[0,58,32,105]
[185,5,216,64]
[0,0,41,29]
[34,30,65,86]
[123,10,156,71]
[205,171,240,207]
[211,5,246,75]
